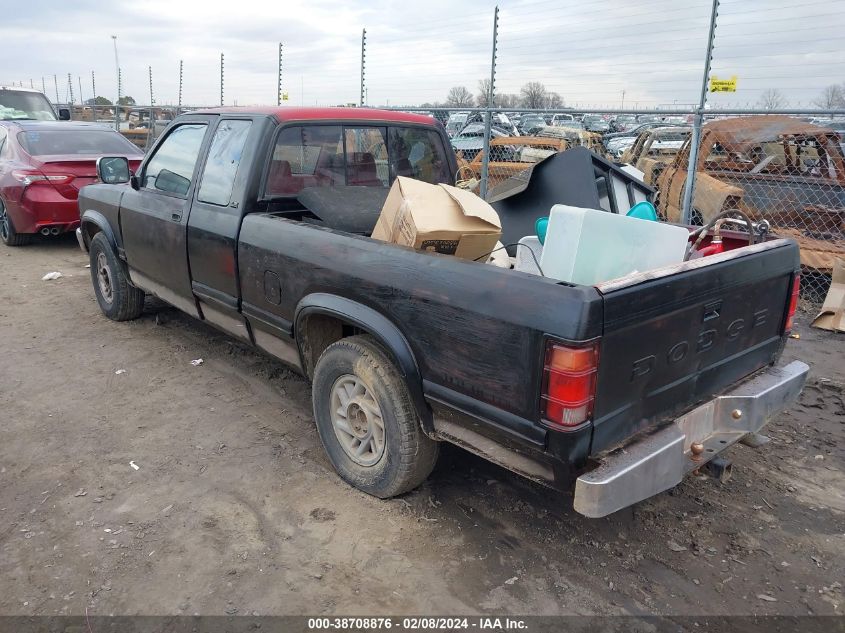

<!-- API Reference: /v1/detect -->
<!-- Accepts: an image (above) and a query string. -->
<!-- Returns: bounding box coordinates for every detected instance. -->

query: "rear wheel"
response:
[312,335,439,498]
[0,200,32,246]
[89,232,145,321]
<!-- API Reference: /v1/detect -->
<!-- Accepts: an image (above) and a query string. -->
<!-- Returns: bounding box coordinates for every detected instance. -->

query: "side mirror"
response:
[96,156,131,184]
[58,108,71,121]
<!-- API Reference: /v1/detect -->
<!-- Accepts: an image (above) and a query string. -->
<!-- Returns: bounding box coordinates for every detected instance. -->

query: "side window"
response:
[344,127,388,186]
[0,128,7,157]
[388,127,452,185]
[265,125,343,195]
[142,123,207,196]
[198,119,252,206]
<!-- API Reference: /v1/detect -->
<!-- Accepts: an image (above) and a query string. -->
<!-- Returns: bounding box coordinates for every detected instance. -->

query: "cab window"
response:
[265,124,451,197]
[197,119,252,206]
[142,123,207,196]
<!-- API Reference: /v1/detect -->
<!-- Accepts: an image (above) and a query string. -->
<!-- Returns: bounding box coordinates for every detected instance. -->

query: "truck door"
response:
[119,115,214,316]
[186,117,257,339]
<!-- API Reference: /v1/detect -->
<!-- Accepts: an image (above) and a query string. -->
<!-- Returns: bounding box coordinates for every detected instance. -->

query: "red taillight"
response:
[540,341,599,430]
[11,170,73,187]
[784,274,800,334]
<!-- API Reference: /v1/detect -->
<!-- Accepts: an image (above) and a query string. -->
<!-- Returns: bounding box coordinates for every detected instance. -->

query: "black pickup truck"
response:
[76,106,808,518]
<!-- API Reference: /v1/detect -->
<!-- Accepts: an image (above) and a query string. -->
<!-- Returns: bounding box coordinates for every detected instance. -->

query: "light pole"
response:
[111,35,120,131]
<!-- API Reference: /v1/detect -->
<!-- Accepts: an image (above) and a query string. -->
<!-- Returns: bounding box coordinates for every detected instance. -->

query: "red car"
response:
[0,121,142,246]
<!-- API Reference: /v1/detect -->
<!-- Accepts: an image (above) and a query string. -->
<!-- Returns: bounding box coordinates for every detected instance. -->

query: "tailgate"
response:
[590,238,799,454]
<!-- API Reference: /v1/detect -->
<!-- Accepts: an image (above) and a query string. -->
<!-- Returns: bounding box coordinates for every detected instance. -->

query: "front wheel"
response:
[312,335,439,498]
[0,200,32,246]
[89,232,145,321]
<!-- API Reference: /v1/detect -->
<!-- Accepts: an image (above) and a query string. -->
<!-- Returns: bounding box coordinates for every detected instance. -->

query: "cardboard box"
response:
[371,176,501,261]
[812,257,845,332]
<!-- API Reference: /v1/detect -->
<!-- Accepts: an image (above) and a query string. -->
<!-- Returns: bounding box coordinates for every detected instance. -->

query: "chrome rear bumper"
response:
[573,360,809,518]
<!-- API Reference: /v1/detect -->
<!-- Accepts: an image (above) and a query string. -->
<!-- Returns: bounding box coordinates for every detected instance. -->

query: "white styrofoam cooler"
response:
[539,205,690,286]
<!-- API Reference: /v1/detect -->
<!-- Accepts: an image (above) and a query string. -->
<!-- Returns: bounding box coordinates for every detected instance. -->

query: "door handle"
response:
[171,213,182,222]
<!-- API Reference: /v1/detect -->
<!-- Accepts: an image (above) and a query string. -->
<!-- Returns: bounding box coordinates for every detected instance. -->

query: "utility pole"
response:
[148,66,156,146]
[29,79,33,88]
[621,89,626,109]
[220,52,225,106]
[78,76,84,108]
[111,35,120,131]
[277,43,283,106]
[360,29,367,107]
[67,73,75,106]
[53,75,59,105]
[178,60,183,112]
[681,0,719,225]
[479,5,499,199]
[42,77,46,95]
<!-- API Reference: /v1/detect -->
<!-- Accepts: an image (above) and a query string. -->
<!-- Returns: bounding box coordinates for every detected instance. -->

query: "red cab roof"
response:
[193,106,436,126]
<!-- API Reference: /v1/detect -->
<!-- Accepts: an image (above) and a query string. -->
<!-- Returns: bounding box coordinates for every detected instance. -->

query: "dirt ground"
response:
[1,235,843,617]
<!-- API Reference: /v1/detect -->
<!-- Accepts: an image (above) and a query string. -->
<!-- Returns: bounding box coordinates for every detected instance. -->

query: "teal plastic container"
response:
[535,216,549,244]
[626,201,658,222]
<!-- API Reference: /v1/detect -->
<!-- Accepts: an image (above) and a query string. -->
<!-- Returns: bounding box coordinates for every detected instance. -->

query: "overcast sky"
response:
[1,0,843,110]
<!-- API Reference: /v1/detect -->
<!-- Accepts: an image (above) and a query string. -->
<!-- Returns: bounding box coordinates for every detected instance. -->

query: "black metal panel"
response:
[591,242,799,454]
[237,214,604,440]
[296,186,389,234]
[187,115,276,309]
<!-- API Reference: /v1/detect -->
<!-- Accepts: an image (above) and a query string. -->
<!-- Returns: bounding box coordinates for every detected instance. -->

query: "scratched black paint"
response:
[78,107,801,487]
[592,244,798,453]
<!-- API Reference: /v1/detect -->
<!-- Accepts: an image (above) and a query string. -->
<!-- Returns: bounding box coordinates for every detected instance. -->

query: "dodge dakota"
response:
[76,106,808,518]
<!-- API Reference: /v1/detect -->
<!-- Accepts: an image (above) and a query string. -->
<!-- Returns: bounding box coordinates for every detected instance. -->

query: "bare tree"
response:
[545,91,564,109]
[757,88,787,110]
[813,84,845,109]
[446,86,474,107]
[476,79,494,107]
[520,82,548,109]
[497,93,521,109]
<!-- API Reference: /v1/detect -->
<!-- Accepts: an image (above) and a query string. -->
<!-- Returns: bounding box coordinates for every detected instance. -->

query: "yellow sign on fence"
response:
[282,92,289,101]
[710,75,738,92]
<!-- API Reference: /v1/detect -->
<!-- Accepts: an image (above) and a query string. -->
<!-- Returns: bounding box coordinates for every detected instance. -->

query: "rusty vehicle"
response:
[620,126,690,186]
[462,136,569,190]
[535,124,604,155]
[657,116,845,272]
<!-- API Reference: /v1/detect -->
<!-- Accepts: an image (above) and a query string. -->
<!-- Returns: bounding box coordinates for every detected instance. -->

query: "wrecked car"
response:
[657,116,845,272]
[450,122,513,161]
[461,136,569,191]
[536,124,604,155]
[619,126,691,185]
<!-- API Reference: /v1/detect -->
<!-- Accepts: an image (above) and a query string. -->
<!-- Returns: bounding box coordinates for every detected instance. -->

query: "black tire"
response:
[0,200,33,246]
[312,335,439,498]
[89,232,145,321]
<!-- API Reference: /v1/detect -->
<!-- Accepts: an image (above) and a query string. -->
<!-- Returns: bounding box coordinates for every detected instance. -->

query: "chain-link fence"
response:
[16,0,842,303]
[59,99,845,305]
[55,103,208,152]
[390,106,843,304]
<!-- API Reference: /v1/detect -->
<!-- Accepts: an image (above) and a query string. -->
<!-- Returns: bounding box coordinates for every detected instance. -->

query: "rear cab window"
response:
[264,123,452,197]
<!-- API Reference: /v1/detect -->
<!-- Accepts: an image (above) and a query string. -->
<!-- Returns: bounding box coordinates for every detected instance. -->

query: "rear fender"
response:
[295,294,432,432]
